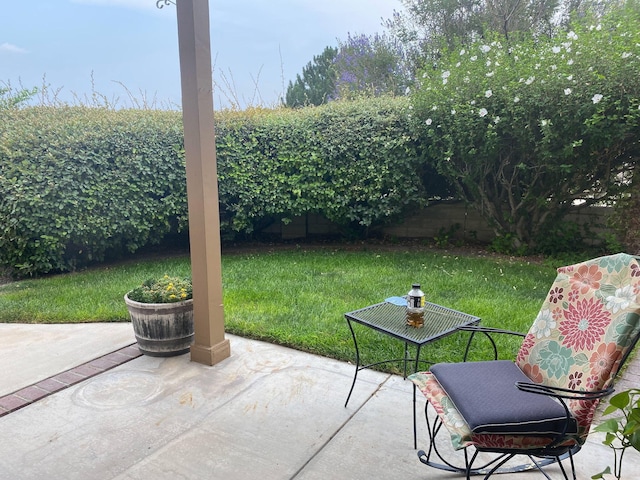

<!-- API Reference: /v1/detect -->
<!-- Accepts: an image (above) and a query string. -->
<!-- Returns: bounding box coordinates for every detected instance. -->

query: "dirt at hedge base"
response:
[219,238,548,265]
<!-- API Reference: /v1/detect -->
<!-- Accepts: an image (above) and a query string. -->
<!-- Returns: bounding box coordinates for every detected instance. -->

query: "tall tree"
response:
[385,0,562,67]
[284,46,337,108]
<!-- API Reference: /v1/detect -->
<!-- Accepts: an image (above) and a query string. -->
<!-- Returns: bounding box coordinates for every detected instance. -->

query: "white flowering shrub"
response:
[411,5,640,252]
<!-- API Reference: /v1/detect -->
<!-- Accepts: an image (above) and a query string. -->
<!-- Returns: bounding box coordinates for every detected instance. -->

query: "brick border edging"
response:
[0,344,142,417]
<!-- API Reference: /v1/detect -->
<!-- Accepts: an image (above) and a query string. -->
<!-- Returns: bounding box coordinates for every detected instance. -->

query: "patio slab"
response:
[0,323,638,479]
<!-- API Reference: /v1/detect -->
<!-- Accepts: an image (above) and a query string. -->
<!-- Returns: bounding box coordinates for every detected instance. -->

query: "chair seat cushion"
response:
[430,360,578,436]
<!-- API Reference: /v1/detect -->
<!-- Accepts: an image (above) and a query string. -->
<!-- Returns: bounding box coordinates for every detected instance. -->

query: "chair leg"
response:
[417,400,579,479]
[472,452,516,480]
[419,401,519,476]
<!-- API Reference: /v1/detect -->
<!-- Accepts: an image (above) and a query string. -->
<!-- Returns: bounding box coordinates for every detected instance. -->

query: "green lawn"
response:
[0,246,570,372]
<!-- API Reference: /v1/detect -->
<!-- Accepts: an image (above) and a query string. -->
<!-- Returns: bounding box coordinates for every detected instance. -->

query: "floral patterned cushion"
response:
[516,253,640,437]
[410,253,640,452]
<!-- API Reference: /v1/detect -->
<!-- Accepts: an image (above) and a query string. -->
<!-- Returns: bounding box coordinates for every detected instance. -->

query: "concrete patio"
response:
[1,323,638,479]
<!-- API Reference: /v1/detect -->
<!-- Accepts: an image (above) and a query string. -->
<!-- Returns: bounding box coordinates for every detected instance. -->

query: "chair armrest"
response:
[457,325,526,361]
[515,381,615,448]
[515,381,614,402]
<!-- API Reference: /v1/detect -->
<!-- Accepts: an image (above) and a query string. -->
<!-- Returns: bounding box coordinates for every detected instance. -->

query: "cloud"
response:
[0,42,28,54]
[70,0,161,11]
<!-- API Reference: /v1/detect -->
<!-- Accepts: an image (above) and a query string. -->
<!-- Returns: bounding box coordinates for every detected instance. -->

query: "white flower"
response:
[470,100,476,105]
[480,45,491,53]
[456,62,461,67]
[532,309,556,338]
[426,118,433,126]
[606,285,635,313]
[442,70,451,79]
[405,87,411,95]
[551,64,557,71]
[592,94,603,104]
[432,105,438,111]
[622,52,632,59]
[470,55,478,61]
[541,119,550,127]
[567,31,578,40]
[485,89,493,98]
[460,49,466,55]
[422,72,428,78]
[486,60,492,67]
[564,88,572,95]
[567,75,573,81]
[494,116,500,124]
[514,96,520,103]
[479,108,488,117]
[451,109,456,115]
[525,76,535,85]
[443,78,448,85]
[552,46,561,54]
[596,24,602,31]
[486,71,495,77]
[567,59,574,65]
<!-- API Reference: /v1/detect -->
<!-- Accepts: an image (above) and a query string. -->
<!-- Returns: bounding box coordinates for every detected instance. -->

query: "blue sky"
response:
[0,0,400,110]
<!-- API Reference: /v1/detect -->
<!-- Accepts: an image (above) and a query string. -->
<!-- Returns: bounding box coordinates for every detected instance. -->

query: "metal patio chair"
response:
[409,253,640,479]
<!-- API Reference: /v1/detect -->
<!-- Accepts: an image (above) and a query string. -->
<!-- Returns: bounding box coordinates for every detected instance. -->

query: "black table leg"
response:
[344,317,360,408]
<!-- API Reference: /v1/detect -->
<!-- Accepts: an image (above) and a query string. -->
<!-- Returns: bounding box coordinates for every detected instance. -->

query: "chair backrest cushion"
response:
[516,253,640,433]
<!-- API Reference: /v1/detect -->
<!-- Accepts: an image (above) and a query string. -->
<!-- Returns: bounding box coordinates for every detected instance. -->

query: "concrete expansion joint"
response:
[288,373,394,479]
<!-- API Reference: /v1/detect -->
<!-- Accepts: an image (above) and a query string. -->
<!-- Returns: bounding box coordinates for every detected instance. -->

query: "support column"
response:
[176,0,230,366]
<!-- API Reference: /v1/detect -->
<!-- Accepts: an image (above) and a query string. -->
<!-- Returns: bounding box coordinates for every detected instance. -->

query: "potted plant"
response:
[124,275,194,357]
[592,388,640,479]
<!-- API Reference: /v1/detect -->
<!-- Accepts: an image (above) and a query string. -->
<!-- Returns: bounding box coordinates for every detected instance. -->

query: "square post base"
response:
[190,338,231,366]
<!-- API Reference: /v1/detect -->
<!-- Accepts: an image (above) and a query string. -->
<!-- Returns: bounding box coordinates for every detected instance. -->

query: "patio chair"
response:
[409,253,640,479]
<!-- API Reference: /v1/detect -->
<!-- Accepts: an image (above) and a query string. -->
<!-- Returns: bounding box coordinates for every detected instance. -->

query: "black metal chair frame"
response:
[416,325,640,480]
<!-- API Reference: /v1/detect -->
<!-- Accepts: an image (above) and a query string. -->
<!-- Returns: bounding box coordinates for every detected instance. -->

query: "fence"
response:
[262,201,613,244]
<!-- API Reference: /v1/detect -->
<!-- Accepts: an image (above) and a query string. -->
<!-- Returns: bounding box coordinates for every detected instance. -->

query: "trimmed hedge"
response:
[216,98,443,236]
[0,107,187,276]
[0,98,450,276]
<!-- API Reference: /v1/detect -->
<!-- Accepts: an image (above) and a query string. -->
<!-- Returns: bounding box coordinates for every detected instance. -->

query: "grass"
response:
[0,245,568,373]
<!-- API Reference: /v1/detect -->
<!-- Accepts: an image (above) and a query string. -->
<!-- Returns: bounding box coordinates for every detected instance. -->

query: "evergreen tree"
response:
[284,46,337,108]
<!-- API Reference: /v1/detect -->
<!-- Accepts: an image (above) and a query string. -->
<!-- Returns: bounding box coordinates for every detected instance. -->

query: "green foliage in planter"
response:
[126,275,192,304]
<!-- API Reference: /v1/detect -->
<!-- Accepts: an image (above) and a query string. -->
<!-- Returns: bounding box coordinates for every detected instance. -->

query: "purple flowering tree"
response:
[332,32,411,100]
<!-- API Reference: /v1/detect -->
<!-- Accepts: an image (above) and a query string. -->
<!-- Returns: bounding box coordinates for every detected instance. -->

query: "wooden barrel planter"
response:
[124,294,194,357]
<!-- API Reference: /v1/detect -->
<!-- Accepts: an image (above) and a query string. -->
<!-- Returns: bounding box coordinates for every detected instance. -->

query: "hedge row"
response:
[0,98,452,276]
[0,107,188,276]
